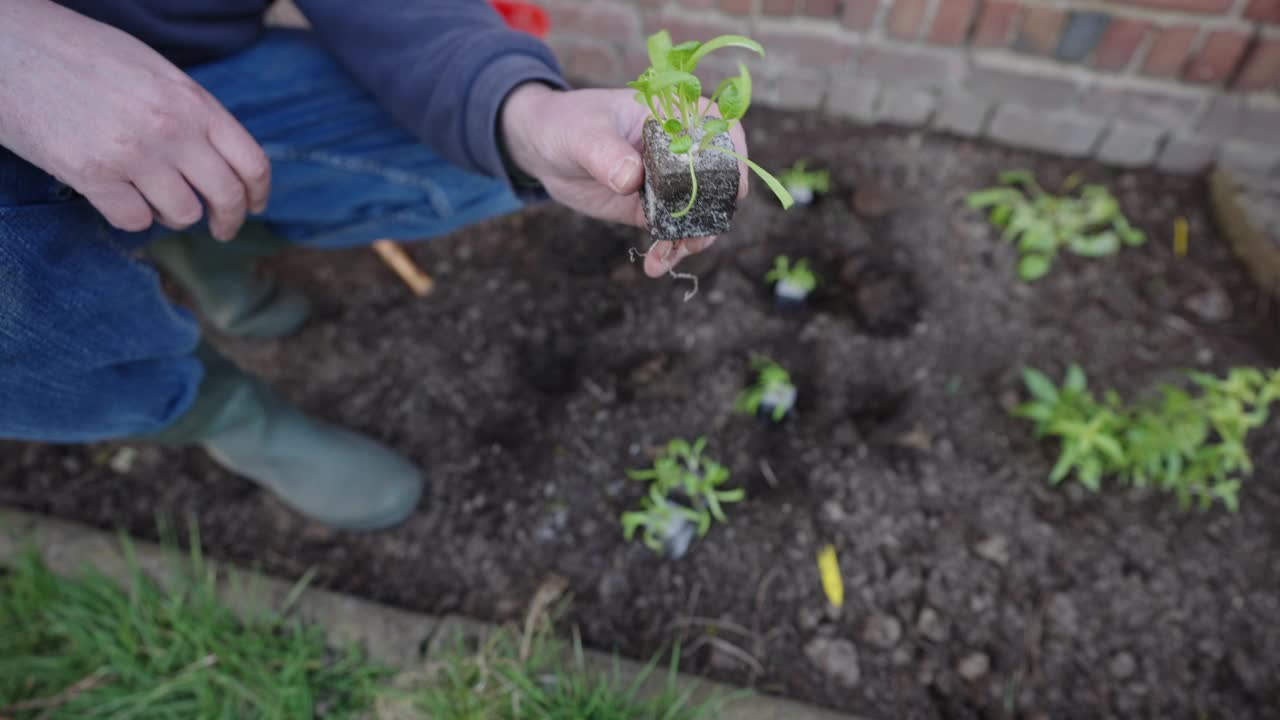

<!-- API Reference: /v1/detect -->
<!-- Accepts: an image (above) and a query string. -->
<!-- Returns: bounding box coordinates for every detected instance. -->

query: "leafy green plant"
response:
[967,171,1146,281]
[765,255,818,294]
[1015,365,1280,511]
[621,437,743,554]
[629,30,793,217]
[735,355,797,422]
[778,160,831,194]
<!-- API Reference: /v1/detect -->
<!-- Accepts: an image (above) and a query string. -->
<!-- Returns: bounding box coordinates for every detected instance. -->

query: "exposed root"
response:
[628,239,700,302]
[670,268,699,301]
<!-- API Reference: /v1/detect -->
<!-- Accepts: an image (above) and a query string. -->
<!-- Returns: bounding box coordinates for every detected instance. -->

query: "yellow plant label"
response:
[817,544,844,609]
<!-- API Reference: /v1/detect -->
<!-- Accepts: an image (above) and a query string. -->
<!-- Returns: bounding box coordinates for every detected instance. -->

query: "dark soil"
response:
[4,108,1280,719]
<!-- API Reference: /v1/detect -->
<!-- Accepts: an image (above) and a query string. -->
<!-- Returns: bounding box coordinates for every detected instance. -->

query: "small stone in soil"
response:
[804,637,861,688]
[1184,287,1233,322]
[956,651,990,681]
[916,606,948,643]
[642,118,739,241]
[1109,651,1137,679]
[1047,593,1080,636]
[973,535,1011,566]
[862,613,903,649]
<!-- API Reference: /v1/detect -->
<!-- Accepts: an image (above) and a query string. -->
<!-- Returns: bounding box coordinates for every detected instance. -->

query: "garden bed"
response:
[3,107,1279,719]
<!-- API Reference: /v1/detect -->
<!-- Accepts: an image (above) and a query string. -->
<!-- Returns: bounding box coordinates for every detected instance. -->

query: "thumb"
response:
[579,131,643,196]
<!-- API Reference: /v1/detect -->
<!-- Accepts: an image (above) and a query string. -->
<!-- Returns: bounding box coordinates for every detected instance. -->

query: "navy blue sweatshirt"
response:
[55,1,567,185]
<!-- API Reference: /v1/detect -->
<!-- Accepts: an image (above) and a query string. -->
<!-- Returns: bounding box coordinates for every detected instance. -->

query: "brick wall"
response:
[544,0,1280,175]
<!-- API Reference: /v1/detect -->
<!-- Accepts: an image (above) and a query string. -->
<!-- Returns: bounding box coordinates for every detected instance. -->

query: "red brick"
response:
[1092,18,1149,71]
[1141,25,1197,77]
[1245,0,1280,23]
[541,0,584,33]
[1184,30,1251,85]
[719,0,753,14]
[644,12,748,42]
[972,1,1020,48]
[633,0,666,7]
[928,0,979,45]
[801,0,839,18]
[761,0,795,14]
[567,43,624,85]
[1115,0,1232,12]
[888,0,929,40]
[842,0,880,31]
[756,28,856,65]
[581,3,640,41]
[1016,5,1066,55]
[681,0,717,8]
[1235,38,1280,90]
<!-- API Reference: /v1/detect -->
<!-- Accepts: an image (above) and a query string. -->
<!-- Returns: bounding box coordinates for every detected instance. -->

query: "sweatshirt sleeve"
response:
[293,0,568,185]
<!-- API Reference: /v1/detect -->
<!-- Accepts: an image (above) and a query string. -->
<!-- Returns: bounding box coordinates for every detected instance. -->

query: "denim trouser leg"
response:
[0,29,521,442]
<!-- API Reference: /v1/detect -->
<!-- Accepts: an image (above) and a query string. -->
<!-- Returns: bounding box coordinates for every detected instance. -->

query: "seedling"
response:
[630,30,793,242]
[1015,365,1280,511]
[967,171,1146,281]
[735,355,797,422]
[778,160,831,207]
[766,255,818,306]
[621,437,744,558]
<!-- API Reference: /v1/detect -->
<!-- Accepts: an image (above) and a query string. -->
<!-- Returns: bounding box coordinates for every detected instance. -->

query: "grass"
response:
[0,533,386,719]
[0,531,725,720]
[407,623,723,720]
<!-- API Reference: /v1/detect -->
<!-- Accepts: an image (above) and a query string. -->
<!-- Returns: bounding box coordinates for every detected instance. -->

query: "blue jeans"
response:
[0,29,521,442]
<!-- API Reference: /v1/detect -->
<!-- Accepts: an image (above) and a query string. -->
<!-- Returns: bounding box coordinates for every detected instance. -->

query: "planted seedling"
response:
[1014,364,1280,511]
[778,160,831,207]
[735,355,797,422]
[967,171,1146,281]
[621,437,743,558]
[766,255,819,307]
[631,30,793,244]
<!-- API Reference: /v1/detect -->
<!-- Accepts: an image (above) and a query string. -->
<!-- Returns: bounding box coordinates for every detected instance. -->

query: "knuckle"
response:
[207,180,246,212]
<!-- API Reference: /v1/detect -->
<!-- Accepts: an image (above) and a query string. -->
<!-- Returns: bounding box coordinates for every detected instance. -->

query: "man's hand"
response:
[500,84,749,278]
[0,0,270,241]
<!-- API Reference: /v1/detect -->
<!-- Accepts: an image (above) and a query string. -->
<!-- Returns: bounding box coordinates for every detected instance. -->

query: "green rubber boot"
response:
[149,223,312,339]
[148,346,424,530]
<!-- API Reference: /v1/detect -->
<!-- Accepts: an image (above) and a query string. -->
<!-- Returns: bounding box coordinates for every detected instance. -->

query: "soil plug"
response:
[642,118,738,240]
[766,255,818,309]
[621,437,742,558]
[735,355,797,423]
[629,30,794,245]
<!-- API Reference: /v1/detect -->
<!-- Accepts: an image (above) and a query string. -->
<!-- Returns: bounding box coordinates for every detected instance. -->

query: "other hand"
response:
[0,0,271,241]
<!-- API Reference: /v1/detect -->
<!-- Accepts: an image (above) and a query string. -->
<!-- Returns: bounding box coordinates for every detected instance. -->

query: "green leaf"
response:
[990,205,1013,227]
[716,64,752,121]
[662,118,683,136]
[1022,368,1059,403]
[1064,364,1087,393]
[647,31,674,71]
[688,34,765,68]
[1018,253,1053,281]
[702,118,729,136]
[708,145,793,209]
[967,188,1019,209]
[667,41,702,72]
[1018,225,1056,254]
[643,70,700,93]
[1068,231,1121,257]
[668,134,693,154]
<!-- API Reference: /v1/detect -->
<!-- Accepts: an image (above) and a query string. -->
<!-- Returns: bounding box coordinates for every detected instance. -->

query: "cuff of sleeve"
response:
[468,53,569,204]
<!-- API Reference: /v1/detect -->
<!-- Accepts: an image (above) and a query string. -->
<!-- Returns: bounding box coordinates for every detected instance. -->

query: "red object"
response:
[490,0,550,38]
